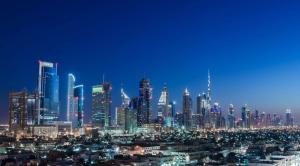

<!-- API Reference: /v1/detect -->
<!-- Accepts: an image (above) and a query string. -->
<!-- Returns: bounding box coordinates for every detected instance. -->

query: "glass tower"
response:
[92,83,112,128]
[74,85,84,128]
[67,74,75,122]
[138,78,152,126]
[37,61,59,125]
[183,88,192,129]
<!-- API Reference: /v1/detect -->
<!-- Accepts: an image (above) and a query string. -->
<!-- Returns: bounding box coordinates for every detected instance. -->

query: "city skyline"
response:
[2,1,300,123]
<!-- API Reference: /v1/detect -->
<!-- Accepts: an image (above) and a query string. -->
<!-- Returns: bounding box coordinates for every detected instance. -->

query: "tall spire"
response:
[208,69,211,102]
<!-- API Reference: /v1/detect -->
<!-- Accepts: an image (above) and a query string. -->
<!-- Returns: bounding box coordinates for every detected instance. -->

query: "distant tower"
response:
[121,88,130,108]
[182,88,192,129]
[285,109,293,126]
[117,88,130,129]
[9,91,27,131]
[241,105,250,128]
[74,85,84,128]
[157,85,169,125]
[227,104,235,129]
[138,78,152,126]
[125,97,138,133]
[207,70,211,104]
[67,74,75,122]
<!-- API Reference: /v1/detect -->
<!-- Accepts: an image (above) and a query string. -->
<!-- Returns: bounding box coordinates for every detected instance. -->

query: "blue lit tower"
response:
[157,85,170,126]
[125,97,138,133]
[241,105,250,128]
[67,74,75,122]
[285,109,293,126]
[74,85,84,128]
[37,61,59,125]
[227,104,235,129]
[182,88,192,129]
[138,78,152,126]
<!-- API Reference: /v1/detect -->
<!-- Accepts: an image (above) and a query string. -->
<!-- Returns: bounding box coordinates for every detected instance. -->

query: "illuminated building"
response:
[125,97,138,133]
[169,101,176,127]
[74,85,84,128]
[227,104,235,129]
[118,88,130,129]
[182,88,192,129]
[67,74,84,129]
[92,82,112,128]
[37,61,59,125]
[138,78,152,126]
[67,74,75,122]
[157,85,171,126]
[9,90,38,132]
[210,102,223,129]
[116,107,125,129]
[241,105,250,128]
[9,91,27,131]
[285,109,293,126]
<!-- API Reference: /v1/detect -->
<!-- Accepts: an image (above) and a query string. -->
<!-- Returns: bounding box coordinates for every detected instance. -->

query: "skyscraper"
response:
[117,88,130,129]
[227,104,235,129]
[138,78,152,126]
[157,86,170,126]
[285,109,293,126]
[67,74,75,122]
[9,91,27,131]
[125,97,138,133]
[74,85,84,128]
[241,105,250,128]
[182,88,192,129]
[67,74,84,129]
[121,88,130,108]
[37,61,59,125]
[92,82,112,128]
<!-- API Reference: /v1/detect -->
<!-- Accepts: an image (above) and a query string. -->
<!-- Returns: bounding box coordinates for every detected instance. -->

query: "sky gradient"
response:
[1,0,300,123]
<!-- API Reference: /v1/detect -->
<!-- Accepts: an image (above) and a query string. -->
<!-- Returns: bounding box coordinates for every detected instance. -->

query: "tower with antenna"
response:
[207,70,211,104]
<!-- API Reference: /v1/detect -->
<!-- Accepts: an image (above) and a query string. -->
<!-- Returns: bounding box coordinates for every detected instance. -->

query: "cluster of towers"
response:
[8,60,295,134]
[9,61,84,132]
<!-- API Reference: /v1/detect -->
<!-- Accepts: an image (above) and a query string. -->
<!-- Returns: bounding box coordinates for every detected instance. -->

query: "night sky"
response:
[1,0,300,124]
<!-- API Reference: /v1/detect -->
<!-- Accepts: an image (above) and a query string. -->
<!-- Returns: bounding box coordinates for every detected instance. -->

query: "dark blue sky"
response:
[1,0,300,123]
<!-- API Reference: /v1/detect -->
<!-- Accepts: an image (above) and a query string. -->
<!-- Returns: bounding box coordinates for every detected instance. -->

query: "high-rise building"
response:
[9,91,27,131]
[285,109,293,126]
[260,112,266,128]
[227,104,235,129]
[74,85,84,128]
[182,88,192,129]
[37,61,59,125]
[125,97,138,133]
[67,74,75,122]
[67,74,84,129]
[27,92,38,125]
[116,107,125,129]
[211,102,223,129]
[196,71,213,129]
[118,88,130,130]
[157,86,171,126]
[241,105,250,128]
[9,90,38,131]
[137,78,152,126]
[92,83,112,128]
[121,88,130,108]
[254,109,260,128]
